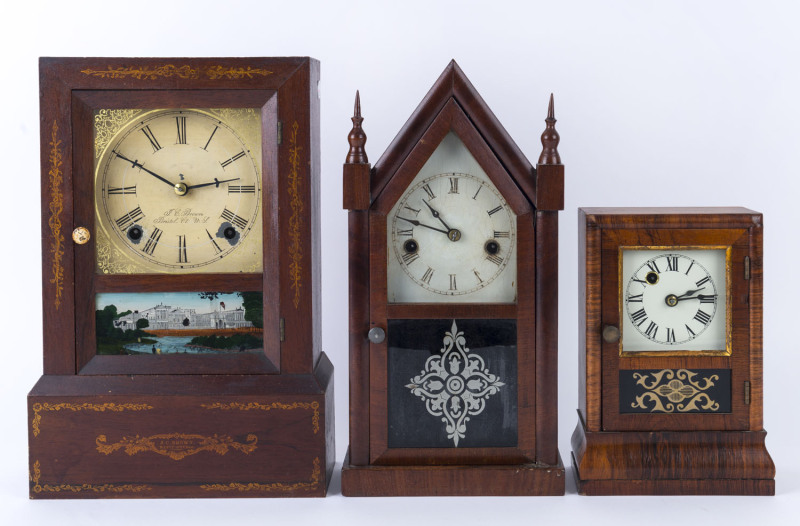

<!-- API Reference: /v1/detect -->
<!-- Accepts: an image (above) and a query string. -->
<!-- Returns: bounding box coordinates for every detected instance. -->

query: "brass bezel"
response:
[618,245,732,357]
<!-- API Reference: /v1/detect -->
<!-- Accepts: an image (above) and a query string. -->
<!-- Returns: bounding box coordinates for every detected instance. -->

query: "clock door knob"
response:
[72,227,91,245]
[367,327,386,344]
[602,325,620,344]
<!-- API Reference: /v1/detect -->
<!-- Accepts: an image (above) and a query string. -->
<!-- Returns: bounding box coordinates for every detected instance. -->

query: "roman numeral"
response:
[115,206,144,230]
[221,151,246,168]
[141,227,162,256]
[486,253,504,266]
[473,269,484,284]
[206,229,222,254]
[422,184,436,199]
[421,267,434,284]
[644,321,658,339]
[449,274,457,291]
[472,185,482,200]
[630,308,648,325]
[685,260,695,275]
[665,255,678,272]
[666,327,676,343]
[107,185,137,195]
[203,125,218,151]
[448,177,459,194]
[175,116,187,145]
[493,231,510,238]
[487,205,503,216]
[627,293,644,303]
[695,276,710,287]
[141,125,162,152]
[632,277,647,285]
[403,205,421,216]
[699,294,716,304]
[177,235,188,263]
[221,208,248,229]
[685,324,696,337]
[228,185,256,194]
[397,228,413,237]
[646,260,661,273]
[401,252,419,265]
[694,310,712,325]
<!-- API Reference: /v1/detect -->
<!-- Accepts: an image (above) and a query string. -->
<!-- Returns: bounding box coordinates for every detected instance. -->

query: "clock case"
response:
[29,57,333,498]
[341,61,565,496]
[572,208,775,495]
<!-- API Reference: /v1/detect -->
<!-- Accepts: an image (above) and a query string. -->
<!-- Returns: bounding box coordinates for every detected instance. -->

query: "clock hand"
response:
[396,216,449,235]
[678,293,717,302]
[422,200,452,231]
[186,177,241,190]
[113,151,176,188]
[674,287,705,300]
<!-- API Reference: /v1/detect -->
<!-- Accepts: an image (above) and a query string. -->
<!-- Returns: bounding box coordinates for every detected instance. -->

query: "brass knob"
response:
[72,227,91,245]
[602,325,620,344]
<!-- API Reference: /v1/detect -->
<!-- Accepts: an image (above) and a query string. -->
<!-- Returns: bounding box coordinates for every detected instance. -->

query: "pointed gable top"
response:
[372,60,538,205]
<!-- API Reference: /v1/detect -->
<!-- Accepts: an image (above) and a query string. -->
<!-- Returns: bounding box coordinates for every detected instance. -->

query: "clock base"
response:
[27,354,334,499]
[341,448,565,496]
[571,420,775,496]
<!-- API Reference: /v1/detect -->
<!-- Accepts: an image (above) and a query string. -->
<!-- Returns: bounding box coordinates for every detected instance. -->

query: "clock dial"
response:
[621,249,727,353]
[94,108,262,273]
[386,133,517,303]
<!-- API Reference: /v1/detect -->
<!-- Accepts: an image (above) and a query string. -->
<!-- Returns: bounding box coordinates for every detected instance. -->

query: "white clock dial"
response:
[621,249,727,353]
[387,132,517,304]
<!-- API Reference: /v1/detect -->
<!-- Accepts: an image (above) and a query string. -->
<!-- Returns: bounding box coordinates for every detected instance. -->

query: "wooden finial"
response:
[538,93,561,165]
[346,90,368,164]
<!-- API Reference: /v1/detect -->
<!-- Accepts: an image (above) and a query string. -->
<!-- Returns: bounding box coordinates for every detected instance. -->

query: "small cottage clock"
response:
[341,61,565,496]
[572,208,775,495]
[28,57,333,498]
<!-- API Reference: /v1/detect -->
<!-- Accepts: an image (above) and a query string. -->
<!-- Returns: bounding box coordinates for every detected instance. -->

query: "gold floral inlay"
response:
[201,401,319,434]
[32,402,153,437]
[94,109,143,159]
[200,457,321,493]
[48,121,65,309]
[80,65,272,80]
[287,121,303,309]
[30,460,151,495]
[96,433,257,460]
[631,369,720,413]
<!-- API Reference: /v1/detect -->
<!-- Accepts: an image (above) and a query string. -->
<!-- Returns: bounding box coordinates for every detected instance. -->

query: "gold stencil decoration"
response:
[32,402,153,437]
[287,121,304,308]
[631,369,720,413]
[96,433,257,460]
[95,230,136,274]
[48,121,65,309]
[202,400,319,434]
[80,65,271,80]
[30,460,151,495]
[200,457,320,493]
[94,109,143,159]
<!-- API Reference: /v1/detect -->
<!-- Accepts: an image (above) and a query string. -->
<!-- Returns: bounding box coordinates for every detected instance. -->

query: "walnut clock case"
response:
[572,208,775,495]
[28,57,333,498]
[341,61,565,496]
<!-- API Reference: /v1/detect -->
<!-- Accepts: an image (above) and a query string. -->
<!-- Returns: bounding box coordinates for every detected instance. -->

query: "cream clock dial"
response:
[621,248,728,353]
[387,132,517,303]
[95,109,262,273]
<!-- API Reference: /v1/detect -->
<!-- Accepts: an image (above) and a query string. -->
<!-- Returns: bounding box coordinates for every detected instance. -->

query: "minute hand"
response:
[113,152,175,188]
[396,216,449,235]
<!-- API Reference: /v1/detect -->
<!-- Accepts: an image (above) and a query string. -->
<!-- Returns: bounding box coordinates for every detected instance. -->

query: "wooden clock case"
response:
[28,57,333,498]
[572,207,775,495]
[341,61,565,496]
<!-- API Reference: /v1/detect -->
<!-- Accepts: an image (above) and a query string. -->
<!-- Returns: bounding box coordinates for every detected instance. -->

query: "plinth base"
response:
[341,448,565,496]
[571,420,774,496]
[27,354,334,499]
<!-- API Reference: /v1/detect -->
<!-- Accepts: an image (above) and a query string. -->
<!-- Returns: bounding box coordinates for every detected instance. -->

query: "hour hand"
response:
[187,177,240,190]
[396,216,449,235]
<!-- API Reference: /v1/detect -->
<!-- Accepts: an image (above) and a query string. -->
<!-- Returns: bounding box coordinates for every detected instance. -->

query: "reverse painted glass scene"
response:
[95,292,263,355]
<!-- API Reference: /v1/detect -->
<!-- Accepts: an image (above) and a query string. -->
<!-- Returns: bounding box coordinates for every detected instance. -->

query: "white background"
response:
[1,1,798,524]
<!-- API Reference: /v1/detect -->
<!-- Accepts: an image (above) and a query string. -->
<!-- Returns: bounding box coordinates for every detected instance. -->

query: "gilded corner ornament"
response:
[201,400,319,434]
[32,401,153,437]
[287,121,304,308]
[48,120,64,309]
[30,460,151,495]
[200,457,321,493]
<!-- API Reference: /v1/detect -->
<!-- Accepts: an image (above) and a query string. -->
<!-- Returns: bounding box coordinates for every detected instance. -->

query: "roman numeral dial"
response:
[96,108,262,272]
[623,250,726,350]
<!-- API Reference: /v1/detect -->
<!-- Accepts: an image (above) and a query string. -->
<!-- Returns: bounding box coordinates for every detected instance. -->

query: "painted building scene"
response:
[95,291,263,355]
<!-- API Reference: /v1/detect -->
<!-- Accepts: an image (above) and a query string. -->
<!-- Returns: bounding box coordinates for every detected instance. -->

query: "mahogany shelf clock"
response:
[341,61,565,496]
[572,208,775,495]
[28,57,333,498]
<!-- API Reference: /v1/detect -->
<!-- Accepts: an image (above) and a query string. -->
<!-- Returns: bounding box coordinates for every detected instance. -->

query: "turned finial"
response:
[346,90,368,164]
[538,93,561,165]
